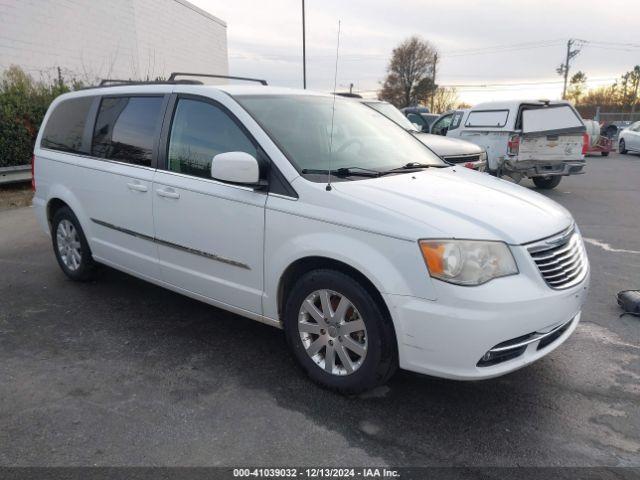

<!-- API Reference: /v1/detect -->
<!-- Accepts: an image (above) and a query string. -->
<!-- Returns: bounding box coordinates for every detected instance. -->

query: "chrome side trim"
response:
[91,218,251,270]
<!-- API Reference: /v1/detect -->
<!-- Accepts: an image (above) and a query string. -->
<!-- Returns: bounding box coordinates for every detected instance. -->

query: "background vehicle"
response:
[583,119,613,157]
[363,100,487,171]
[401,106,439,132]
[33,77,588,393]
[431,100,588,189]
[618,121,640,154]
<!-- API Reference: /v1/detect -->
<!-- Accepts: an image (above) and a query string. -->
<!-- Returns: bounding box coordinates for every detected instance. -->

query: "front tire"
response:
[283,269,397,394]
[51,206,96,281]
[619,139,627,154]
[601,151,609,157]
[532,175,562,189]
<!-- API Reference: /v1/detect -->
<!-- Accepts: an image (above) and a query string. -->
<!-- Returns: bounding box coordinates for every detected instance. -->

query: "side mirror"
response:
[421,124,430,133]
[440,126,449,136]
[211,151,261,186]
[412,122,422,131]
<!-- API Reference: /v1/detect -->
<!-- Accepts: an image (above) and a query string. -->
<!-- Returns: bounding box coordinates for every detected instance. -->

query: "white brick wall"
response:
[0,0,228,83]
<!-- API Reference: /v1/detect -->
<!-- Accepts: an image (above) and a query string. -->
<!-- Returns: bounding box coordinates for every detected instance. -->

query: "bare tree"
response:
[379,36,438,108]
[431,87,460,113]
[566,71,587,104]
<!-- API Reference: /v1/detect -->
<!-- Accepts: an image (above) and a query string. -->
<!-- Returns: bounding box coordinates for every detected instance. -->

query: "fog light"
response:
[481,351,492,362]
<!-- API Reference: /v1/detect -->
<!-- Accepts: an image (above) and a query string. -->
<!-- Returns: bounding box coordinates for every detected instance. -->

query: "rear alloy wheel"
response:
[619,139,627,154]
[284,269,397,394]
[532,175,562,189]
[51,206,96,281]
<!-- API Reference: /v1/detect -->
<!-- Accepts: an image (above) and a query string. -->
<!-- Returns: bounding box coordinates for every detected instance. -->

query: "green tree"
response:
[0,66,80,167]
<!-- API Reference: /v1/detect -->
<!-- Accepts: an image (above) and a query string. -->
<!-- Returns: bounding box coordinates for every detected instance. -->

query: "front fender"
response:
[263,208,437,321]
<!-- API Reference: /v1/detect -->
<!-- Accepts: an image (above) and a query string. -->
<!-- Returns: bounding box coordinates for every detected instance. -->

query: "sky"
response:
[190,0,640,107]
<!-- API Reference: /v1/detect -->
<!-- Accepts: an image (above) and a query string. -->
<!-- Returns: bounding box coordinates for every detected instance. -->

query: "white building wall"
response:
[0,0,228,83]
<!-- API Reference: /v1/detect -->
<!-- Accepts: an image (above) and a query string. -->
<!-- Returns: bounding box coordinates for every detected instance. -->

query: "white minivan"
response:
[431,100,588,189]
[33,76,590,393]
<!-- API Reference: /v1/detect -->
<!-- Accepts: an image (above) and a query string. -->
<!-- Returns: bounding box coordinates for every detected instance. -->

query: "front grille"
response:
[443,154,480,164]
[527,228,588,289]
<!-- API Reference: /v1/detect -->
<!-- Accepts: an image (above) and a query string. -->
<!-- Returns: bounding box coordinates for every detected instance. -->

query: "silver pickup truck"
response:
[430,100,587,189]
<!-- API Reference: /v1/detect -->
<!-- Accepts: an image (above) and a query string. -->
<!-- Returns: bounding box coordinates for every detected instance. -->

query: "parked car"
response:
[401,106,440,132]
[33,78,589,393]
[431,100,588,189]
[618,121,640,154]
[362,100,487,171]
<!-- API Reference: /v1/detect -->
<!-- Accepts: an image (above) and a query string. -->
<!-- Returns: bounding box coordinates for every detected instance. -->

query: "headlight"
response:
[479,151,487,161]
[419,239,518,286]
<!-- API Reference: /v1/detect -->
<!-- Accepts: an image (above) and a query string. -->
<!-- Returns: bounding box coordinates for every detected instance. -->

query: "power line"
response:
[442,40,565,57]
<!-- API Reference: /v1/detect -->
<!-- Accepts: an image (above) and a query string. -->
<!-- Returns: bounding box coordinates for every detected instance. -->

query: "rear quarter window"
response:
[41,97,94,154]
[465,110,509,128]
[92,96,164,167]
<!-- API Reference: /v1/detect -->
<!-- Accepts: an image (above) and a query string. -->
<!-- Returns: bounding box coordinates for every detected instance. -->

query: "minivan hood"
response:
[333,167,572,244]
[413,133,483,157]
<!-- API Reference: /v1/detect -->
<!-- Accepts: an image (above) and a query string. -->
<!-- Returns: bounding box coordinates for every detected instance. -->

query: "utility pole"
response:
[57,66,63,90]
[430,52,438,112]
[557,39,582,100]
[302,0,306,89]
[349,82,353,94]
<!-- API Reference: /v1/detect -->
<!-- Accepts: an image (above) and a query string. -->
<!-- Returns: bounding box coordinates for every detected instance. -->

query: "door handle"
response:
[126,181,148,192]
[156,187,180,199]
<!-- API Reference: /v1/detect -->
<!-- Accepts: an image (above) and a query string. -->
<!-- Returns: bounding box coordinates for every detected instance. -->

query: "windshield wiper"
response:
[301,166,382,177]
[381,162,450,174]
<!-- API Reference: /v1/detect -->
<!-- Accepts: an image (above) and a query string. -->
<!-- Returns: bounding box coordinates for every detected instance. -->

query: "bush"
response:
[0,66,81,168]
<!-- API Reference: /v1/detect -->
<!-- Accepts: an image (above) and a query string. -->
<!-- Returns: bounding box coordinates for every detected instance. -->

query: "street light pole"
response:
[302,0,306,89]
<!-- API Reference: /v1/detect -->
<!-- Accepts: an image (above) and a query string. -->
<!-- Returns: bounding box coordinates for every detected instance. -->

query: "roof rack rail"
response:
[168,72,268,86]
[97,78,203,87]
[99,79,154,86]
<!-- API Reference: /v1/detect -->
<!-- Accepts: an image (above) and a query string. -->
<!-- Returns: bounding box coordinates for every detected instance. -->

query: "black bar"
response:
[168,72,267,86]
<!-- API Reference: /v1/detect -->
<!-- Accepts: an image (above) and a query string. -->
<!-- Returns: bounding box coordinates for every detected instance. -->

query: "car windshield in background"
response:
[235,95,445,177]
[364,102,416,130]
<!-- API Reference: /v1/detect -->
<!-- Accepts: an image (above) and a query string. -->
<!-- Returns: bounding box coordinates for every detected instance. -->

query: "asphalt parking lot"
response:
[1,152,639,467]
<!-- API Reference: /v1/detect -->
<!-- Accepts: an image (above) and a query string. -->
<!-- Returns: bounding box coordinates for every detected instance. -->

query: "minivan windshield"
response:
[363,101,417,131]
[236,95,445,177]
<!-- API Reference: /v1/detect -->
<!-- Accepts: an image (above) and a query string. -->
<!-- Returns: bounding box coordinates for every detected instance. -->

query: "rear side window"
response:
[465,110,509,128]
[41,97,94,154]
[92,96,163,166]
[167,98,258,179]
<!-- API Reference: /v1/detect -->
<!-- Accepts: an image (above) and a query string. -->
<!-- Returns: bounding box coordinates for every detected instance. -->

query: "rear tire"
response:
[532,176,562,189]
[283,269,398,394]
[51,206,97,281]
[601,151,609,157]
[619,139,627,154]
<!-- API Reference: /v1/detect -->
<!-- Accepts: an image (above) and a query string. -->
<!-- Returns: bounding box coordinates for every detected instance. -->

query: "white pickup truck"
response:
[430,100,587,189]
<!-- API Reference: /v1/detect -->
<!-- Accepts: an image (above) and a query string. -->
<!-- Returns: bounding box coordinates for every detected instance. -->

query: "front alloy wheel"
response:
[284,269,398,394]
[298,289,367,376]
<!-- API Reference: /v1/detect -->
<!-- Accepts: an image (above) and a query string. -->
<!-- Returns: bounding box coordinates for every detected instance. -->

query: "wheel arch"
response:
[44,184,91,237]
[277,256,393,331]
[46,198,70,228]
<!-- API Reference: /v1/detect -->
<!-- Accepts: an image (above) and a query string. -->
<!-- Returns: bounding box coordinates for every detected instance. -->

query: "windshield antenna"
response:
[326,20,341,192]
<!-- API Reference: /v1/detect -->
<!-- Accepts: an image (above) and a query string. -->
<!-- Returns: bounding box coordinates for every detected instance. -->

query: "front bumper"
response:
[384,245,589,380]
